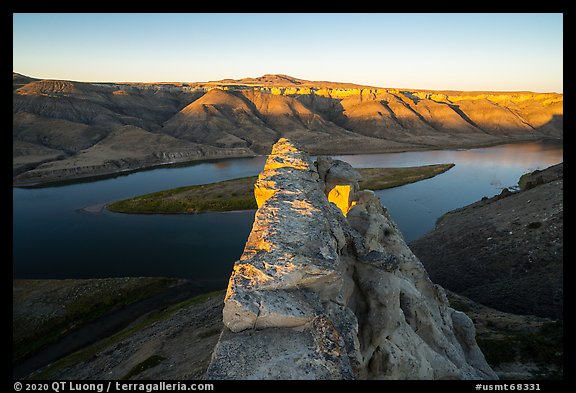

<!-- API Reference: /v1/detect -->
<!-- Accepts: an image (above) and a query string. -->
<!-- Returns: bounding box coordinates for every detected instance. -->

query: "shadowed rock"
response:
[204,138,497,380]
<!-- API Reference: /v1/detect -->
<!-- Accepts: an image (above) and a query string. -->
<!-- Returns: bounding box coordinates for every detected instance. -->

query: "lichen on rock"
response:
[205,138,497,380]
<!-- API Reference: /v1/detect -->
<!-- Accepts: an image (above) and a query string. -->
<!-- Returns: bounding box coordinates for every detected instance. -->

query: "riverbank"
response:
[107,164,455,214]
[410,163,563,319]
[13,278,181,366]
[12,153,257,189]
[22,287,226,380]
[13,278,209,379]
[13,136,553,188]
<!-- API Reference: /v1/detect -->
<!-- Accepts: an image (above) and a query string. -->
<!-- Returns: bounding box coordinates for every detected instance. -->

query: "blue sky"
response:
[13,13,563,92]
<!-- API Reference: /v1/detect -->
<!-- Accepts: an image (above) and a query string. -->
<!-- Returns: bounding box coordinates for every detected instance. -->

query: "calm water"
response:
[13,141,563,286]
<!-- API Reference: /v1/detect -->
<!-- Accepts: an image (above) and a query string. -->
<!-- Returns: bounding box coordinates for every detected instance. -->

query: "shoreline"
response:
[105,206,258,217]
[104,164,455,215]
[12,153,258,189]
[13,136,561,188]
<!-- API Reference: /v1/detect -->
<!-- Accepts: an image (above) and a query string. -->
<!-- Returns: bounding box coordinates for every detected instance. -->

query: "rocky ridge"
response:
[204,138,497,380]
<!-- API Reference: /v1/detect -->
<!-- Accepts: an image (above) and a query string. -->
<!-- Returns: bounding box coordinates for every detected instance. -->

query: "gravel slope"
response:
[410,163,563,319]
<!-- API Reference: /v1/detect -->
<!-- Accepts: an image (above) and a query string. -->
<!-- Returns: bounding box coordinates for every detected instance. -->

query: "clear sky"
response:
[13,13,563,92]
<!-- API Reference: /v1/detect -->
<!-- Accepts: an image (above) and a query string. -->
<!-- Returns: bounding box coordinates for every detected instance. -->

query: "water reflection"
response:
[348,141,564,242]
[13,141,562,280]
[333,141,563,170]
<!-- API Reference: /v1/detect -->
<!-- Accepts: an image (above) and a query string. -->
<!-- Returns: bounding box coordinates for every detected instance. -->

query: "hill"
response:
[13,73,563,185]
[409,163,563,319]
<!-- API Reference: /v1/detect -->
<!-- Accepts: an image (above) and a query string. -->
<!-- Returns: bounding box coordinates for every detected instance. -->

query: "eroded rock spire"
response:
[205,138,497,380]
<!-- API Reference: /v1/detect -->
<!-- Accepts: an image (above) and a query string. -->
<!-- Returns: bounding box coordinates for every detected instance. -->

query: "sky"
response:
[13,13,563,92]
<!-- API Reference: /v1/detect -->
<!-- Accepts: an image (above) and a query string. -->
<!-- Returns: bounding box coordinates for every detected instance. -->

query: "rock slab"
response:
[205,138,497,380]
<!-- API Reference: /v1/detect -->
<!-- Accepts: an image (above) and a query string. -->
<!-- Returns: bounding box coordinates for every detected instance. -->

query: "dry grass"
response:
[358,164,454,190]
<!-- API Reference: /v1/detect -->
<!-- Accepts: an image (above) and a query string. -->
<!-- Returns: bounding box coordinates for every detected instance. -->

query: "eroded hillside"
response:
[13,73,562,185]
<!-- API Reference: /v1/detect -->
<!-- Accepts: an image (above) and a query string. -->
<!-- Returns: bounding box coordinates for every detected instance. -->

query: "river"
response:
[13,140,563,288]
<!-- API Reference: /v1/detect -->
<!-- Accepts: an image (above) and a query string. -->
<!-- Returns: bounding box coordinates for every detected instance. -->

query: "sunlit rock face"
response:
[205,138,497,380]
[317,156,361,216]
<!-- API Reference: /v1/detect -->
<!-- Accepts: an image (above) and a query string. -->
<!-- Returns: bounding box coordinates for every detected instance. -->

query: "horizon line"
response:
[13,71,564,95]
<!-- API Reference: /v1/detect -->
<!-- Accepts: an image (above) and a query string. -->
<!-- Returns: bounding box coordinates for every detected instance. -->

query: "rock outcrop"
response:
[205,138,497,380]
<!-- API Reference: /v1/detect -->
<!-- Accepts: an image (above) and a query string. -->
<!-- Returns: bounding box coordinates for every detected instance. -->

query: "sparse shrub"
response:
[121,355,166,380]
[476,320,563,374]
[485,320,498,329]
[449,300,472,313]
[526,222,542,229]
[476,338,516,365]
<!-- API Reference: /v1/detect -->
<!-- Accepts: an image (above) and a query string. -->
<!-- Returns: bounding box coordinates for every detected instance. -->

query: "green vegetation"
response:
[358,164,454,190]
[448,299,472,313]
[121,355,166,380]
[476,337,517,365]
[518,172,531,191]
[30,290,225,380]
[476,320,563,380]
[445,291,563,379]
[108,176,258,214]
[13,278,178,364]
[108,164,455,214]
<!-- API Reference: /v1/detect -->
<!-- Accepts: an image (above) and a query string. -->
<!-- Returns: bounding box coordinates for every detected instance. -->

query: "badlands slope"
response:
[13,73,562,185]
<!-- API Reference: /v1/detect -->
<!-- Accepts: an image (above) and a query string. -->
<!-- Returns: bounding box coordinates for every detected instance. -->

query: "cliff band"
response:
[204,138,497,380]
[13,73,562,186]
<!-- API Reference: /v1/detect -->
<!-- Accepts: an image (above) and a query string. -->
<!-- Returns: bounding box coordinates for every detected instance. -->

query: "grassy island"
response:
[107,163,454,214]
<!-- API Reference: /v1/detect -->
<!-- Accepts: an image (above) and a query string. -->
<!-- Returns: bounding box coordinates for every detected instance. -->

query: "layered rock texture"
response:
[13,73,562,186]
[205,139,497,380]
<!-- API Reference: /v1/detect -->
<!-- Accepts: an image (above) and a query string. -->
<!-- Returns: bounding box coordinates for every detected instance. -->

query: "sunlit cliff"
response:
[205,138,497,380]
[13,72,562,186]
